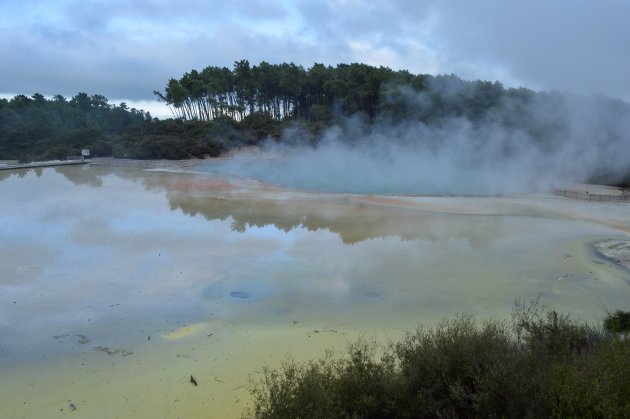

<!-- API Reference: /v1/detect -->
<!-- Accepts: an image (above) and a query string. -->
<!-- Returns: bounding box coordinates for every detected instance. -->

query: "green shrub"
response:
[245,303,630,419]
[604,310,630,334]
[548,337,630,418]
[249,340,402,419]
[393,315,528,418]
[250,354,341,419]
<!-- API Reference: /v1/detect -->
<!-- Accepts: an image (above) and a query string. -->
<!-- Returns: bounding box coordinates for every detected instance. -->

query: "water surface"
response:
[1,166,629,418]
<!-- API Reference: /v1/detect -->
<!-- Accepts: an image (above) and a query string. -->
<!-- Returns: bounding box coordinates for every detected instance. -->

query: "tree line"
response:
[152,60,586,131]
[154,60,409,122]
[0,93,150,161]
[2,59,630,187]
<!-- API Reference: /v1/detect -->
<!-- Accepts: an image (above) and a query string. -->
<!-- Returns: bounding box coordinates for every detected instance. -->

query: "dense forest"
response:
[154,60,515,123]
[154,60,404,121]
[2,60,630,187]
[0,93,150,161]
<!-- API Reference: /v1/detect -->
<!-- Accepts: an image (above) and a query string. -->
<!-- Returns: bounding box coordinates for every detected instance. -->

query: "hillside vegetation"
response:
[2,60,630,187]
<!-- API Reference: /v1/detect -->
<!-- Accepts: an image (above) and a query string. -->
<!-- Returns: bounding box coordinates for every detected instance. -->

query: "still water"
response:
[1,165,629,418]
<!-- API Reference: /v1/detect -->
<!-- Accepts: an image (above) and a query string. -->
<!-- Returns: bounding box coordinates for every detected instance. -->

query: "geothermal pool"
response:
[1,165,629,418]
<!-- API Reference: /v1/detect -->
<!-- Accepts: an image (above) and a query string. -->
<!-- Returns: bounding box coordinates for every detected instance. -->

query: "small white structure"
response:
[81,149,91,158]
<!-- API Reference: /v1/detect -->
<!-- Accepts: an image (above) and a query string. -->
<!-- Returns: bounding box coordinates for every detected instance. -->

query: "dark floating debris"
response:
[190,375,198,386]
[93,346,133,357]
[52,334,69,340]
[75,335,90,344]
[69,403,77,411]
[230,291,250,299]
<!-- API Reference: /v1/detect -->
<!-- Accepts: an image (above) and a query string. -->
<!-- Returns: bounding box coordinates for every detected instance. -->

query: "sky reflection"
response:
[1,166,629,362]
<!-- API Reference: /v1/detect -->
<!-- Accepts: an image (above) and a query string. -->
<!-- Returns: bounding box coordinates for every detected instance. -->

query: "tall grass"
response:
[245,302,630,418]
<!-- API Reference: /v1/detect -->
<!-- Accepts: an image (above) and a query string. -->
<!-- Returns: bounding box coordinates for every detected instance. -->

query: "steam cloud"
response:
[207,81,630,195]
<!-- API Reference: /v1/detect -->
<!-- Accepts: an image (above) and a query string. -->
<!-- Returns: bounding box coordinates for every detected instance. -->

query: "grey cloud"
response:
[298,0,630,98]
[61,0,290,31]
[426,1,630,97]
[1,0,628,101]
[0,0,306,100]
[297,1,413,46]
[0,21,329,100]
[0,26,167,99]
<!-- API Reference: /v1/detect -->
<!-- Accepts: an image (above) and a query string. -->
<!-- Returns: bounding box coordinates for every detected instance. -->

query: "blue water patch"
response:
[230,291,250,299]
[202,280,259,301]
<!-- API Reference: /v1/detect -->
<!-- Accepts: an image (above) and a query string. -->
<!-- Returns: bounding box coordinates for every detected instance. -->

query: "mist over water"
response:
[205,82,630,195]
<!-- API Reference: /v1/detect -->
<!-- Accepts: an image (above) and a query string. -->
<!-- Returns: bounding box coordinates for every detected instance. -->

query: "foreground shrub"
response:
[548,337,630,418]
[246,303,630,418]
[250,340,401,419]
[513,299,600,358]
[603,310,630,334]
[393,315,529,418]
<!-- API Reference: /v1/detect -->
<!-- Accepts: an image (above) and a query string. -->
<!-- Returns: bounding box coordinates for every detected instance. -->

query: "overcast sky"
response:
[1,0,629,117]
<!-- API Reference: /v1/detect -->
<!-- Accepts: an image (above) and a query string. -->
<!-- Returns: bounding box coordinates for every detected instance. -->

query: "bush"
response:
[604,310,630,334]
[240,111,283,140]
[548,337,630,418]
[245,303,629,418]
[250,341,401,419]
[392,315,540,418]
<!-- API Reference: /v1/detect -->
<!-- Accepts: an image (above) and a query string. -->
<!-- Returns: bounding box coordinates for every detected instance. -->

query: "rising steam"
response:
[206,81,630,195]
